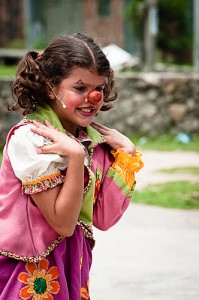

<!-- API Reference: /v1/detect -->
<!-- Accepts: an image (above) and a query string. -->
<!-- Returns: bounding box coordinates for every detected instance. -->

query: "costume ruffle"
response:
[111,149,144,189]
[22,171,65,194]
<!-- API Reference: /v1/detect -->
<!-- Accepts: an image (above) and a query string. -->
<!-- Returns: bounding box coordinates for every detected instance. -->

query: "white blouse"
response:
[8,124,69,184]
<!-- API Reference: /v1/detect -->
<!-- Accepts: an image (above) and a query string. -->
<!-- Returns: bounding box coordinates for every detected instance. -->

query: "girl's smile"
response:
[51,67,106,134]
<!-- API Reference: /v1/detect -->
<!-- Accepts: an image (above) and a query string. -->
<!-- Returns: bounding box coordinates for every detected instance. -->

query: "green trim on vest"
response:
[86,125,105,146]
[106,168,135,197]
[79,169,95,227]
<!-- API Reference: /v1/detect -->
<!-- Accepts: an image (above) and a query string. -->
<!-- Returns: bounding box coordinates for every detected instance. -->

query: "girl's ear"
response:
[48,90,55,99]
[46,82,55,99]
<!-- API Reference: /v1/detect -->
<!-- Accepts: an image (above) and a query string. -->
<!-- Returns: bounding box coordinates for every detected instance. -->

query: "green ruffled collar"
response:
[24,104,105,147]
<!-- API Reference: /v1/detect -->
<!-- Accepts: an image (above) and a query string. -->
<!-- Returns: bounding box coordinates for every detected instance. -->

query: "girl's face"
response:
[51,67,106,134]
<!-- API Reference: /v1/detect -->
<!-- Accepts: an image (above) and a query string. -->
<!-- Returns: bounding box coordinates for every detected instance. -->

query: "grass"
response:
[131,134,199,152]
[159,167,199,174]
[133,181,199,210]
[129,135,199,210]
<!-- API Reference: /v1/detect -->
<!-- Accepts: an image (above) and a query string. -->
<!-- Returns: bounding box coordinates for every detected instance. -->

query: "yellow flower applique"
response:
[18,258,60,299]
[94,178,101,204]
[80,279,90,300]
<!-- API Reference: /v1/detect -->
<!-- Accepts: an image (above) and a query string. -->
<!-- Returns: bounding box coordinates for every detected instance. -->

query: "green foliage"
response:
[126,0,144,38]
[157,0,193,63]
[32,38,48,50]
[0,65,16,78]
[126,0,193,64]
[8,39,25,49]
[133,181,199,209]
[131,134,199,152]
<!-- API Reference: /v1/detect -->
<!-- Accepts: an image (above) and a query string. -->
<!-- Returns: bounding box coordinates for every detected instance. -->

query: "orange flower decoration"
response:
[94,178,101,204]
[80,279,90,300]
[18,258,60,300]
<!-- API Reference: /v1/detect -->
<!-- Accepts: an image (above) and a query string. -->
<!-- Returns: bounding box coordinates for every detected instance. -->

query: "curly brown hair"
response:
[9,33,117,115]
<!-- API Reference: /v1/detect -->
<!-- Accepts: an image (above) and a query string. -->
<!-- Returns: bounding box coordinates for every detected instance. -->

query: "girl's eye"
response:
[75,86,86,92]
[96,86,105,92]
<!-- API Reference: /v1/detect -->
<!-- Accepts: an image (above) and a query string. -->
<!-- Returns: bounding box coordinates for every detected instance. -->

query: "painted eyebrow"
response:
[76,80,84,84]
[75,79,105,86]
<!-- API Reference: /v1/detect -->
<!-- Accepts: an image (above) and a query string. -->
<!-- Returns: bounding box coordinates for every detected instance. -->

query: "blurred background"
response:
[0,0,196,70]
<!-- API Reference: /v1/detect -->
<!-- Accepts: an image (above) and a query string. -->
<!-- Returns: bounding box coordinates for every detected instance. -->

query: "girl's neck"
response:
[63,124,80,138]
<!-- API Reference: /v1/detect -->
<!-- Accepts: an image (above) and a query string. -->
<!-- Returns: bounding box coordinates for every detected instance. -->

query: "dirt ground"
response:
[136,150,199,190]
[91,150,199,300]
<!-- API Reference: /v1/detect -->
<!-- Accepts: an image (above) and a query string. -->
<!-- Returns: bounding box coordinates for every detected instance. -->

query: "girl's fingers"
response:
[31,120,41,128]
[37,144,55,154]
[91,122,110,134]
[44,119,55,128]
[92,122,109,129]
[32,119,52,128]
[31,122,57,142]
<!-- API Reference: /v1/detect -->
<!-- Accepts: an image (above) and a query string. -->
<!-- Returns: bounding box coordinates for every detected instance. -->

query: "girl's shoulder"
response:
[7,120,67,193]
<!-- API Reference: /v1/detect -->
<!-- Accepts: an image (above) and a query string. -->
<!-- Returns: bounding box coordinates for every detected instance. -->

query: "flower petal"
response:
[80,289,90,300]
[40,291,49,299]
[27,286,34,293]
[45,274,52,283]
[19,286,32,299]
[27,277,34,284]
[39,258,49,272]
[18,272,30,284]
[49,281,60,294]
[26,262,37,276]
[33,293,41,300]
[43,293,53,300]
[47,266,59,280]
[33,269,39,279]
[39,269,46,278]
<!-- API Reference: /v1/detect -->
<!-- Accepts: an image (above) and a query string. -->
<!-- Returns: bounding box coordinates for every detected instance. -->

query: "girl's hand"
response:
[31,120,85,158]
[91,122,136,155]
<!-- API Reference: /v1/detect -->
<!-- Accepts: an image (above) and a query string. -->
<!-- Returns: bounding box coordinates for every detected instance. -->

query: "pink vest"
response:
[0,123,61,261]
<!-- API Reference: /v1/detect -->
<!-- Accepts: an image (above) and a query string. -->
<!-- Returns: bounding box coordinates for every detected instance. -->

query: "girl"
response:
[0,33,143,299]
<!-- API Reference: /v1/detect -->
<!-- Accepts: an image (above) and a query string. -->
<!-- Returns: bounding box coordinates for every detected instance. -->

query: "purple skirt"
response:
[0,225,93,299]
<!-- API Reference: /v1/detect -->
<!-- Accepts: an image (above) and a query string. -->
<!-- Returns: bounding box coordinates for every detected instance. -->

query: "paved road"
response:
[90,151,199,300]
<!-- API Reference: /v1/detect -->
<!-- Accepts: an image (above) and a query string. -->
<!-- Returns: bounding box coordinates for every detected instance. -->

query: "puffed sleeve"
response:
[93,147,144,231]
[7,124,68,194]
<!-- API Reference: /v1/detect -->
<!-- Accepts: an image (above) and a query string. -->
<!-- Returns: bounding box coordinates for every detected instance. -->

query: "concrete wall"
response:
[0,73,199,147]
[0,80,21,147]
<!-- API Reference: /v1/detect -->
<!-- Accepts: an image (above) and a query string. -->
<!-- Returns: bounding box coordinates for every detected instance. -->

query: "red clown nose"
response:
[87,90,102,104]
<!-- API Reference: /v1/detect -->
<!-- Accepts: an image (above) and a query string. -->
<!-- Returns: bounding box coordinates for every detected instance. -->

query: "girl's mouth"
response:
[76,107,95,117]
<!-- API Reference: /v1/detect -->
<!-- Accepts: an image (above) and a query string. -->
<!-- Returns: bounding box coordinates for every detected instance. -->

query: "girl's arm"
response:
[30,120,85,237]
[91,122,143,231]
